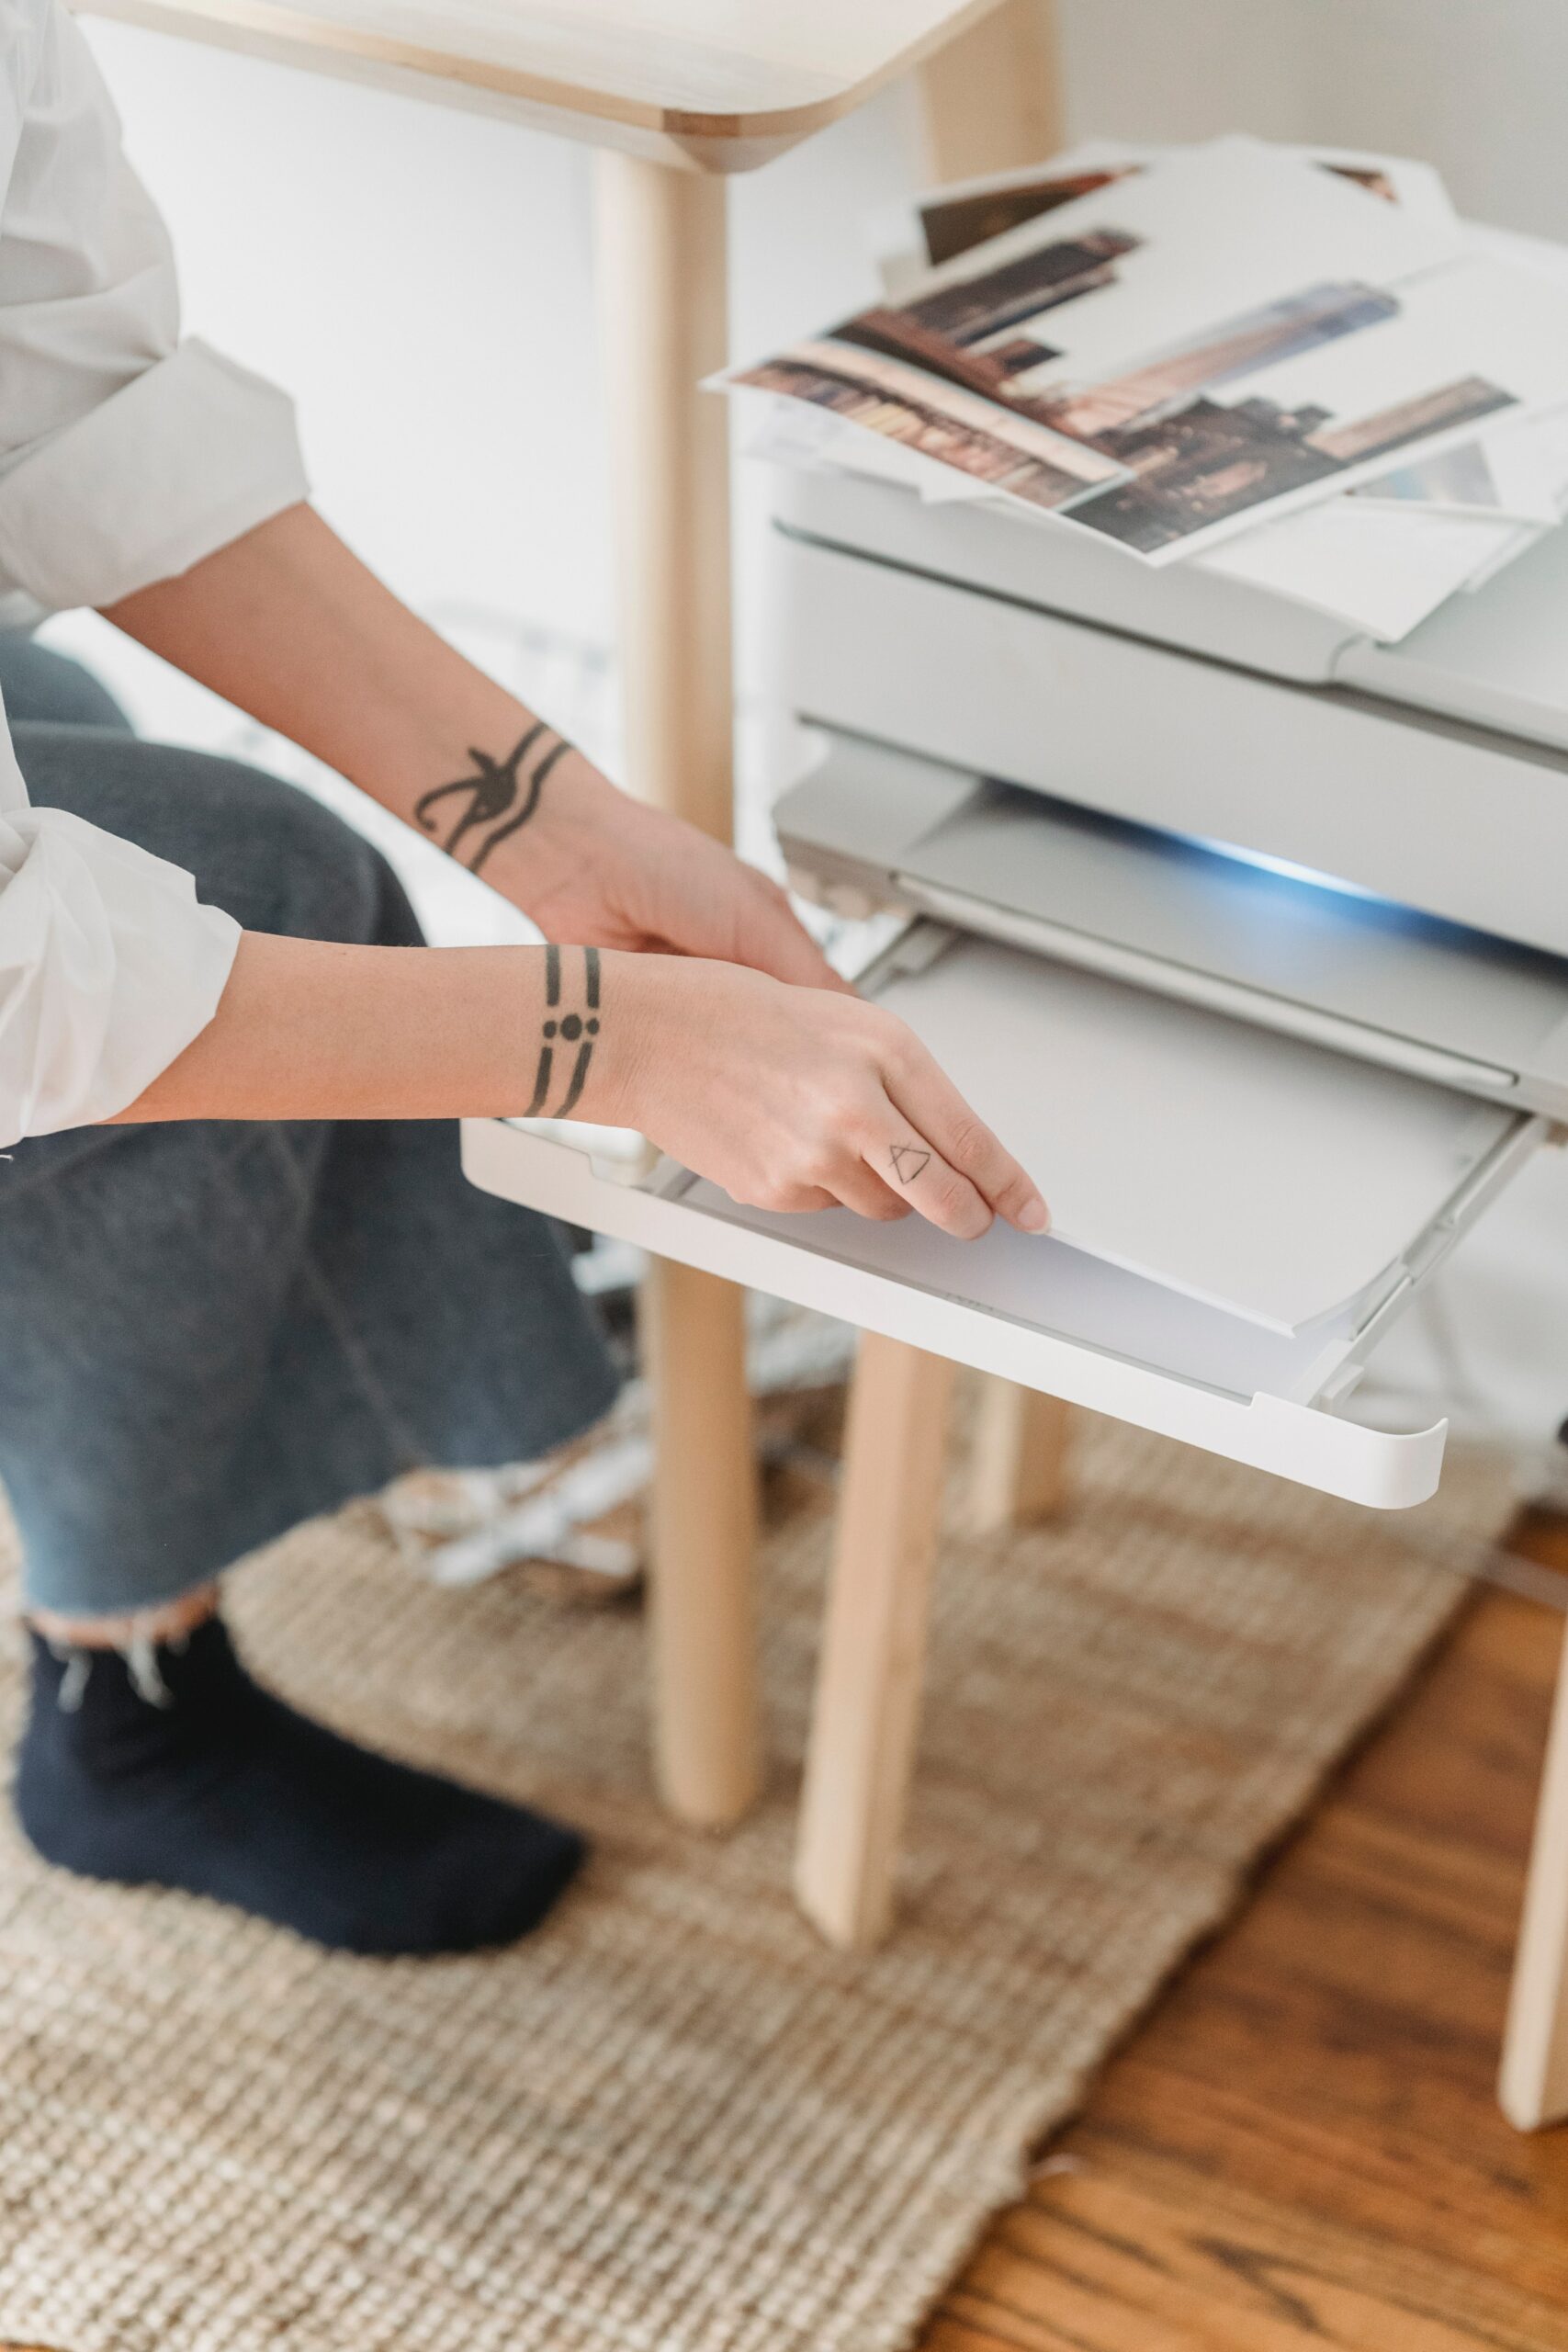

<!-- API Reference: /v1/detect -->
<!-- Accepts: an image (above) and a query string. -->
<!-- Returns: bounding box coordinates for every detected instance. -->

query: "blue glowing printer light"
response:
[1177,830,1398,908]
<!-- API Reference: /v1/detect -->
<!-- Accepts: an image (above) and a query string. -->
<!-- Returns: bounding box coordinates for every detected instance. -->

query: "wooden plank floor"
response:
[920,1519,1568,2352]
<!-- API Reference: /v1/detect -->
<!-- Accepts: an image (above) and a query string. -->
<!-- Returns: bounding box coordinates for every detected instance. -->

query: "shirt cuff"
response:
[0,338,310,615]
[0,806,241,1146]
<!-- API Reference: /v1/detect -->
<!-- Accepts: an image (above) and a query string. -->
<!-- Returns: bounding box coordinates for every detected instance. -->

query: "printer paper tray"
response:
[462,949,1547,1510]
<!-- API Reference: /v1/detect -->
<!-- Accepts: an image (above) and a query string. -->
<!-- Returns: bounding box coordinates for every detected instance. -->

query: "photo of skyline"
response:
[739,339,1125,512]
[727,138,1567,564]
[1073,375,1515,553]
[1033,282,1400,438]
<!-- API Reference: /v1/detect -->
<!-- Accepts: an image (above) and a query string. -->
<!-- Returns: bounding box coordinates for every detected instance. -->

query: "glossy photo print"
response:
[728,137,1568,562]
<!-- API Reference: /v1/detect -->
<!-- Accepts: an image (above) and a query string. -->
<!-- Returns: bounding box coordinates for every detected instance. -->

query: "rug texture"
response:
[0,1414,1512,2352]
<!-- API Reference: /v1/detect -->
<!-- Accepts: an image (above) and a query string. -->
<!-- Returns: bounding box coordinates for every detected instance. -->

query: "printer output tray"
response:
[464,910,1548,1513]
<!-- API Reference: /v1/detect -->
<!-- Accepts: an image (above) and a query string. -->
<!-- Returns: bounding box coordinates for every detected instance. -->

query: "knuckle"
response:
[818,1079,863,1126]
[798,1136,843,1187]
[876,1013,920,1069]
[741,1175,802,1214]
[932,1176,990,1237]
[943,1113,988,1170]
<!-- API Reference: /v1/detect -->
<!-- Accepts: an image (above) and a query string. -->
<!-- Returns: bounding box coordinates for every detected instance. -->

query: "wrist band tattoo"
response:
[415,723,573,876]
[525,945,602,1117]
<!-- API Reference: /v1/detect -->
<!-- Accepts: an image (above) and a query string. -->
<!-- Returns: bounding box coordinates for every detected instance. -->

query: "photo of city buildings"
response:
[738,226,1520,555]
[738,340,1126,512]
[913,155,1402,278]
[918,168,1135,268]
[728,134,1567,563]
[1071,375,1514,552]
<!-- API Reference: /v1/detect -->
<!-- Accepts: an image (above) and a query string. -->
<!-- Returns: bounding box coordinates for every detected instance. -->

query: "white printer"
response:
[466,327,1568,1515]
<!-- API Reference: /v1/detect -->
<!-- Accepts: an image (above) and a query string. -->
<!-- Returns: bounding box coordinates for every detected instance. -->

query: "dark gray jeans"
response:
[0,640,618,1616]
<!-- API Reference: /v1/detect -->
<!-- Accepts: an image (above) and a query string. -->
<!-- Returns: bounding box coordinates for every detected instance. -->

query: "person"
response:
[0,0,1048,1959]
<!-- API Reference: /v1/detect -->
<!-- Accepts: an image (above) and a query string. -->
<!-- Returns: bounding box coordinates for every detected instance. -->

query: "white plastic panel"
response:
[465,1115,1456,1508]
[462,1078,1544,1514]
[777,530,1568,959]
[774,470,1356,681]
[1338,520,1568,753]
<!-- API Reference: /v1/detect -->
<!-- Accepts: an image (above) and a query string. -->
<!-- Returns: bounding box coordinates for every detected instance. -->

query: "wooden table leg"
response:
[964,1377,1073,1536]
[593,152,760,1827]
[1499,1614,1568,2128]
[795,1335,957,1949]
[915,0,1063,184]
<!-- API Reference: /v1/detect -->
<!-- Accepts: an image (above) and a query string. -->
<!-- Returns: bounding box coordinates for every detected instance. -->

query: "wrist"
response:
[578,949,670,1130]
[407,705,604,899]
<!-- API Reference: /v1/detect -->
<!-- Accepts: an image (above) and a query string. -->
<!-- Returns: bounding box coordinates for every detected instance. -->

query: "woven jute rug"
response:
[0,1412,1513,2352]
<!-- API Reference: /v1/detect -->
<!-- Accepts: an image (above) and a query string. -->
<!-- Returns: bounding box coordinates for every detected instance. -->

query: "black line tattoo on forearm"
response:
[524,946,602,1118]
[414,723,574,876]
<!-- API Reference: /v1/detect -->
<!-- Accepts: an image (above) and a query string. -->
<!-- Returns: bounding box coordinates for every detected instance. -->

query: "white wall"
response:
[1058,0,1568,241]
[50,9,1568,1451]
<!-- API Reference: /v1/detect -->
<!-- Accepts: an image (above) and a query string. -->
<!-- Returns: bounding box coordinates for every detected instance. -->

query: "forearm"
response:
[113,934,630,1125]
[101,503,848,987]
[102,505,560,882]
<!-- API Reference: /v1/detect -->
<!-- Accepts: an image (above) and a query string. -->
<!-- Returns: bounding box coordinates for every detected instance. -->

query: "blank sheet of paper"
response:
[874,936,1516,1333]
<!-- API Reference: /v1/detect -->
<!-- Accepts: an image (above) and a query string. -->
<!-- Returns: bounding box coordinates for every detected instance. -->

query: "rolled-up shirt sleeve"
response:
[0,763,240,1148]
[0,2,309,611]
[0,0,301,1143]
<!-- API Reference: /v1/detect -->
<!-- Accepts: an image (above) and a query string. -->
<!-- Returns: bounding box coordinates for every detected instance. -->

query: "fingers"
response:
[829,1159,915,1225]
[751,1182,838,1214]
[702,860,855,993]
[882,1038,1048,1235]
[742,882,856,994]
[864,1124,995,1239]
[737,1167,909,1224]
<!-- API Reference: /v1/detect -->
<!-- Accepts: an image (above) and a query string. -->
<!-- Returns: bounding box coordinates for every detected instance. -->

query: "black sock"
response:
[14,1617,584,1955]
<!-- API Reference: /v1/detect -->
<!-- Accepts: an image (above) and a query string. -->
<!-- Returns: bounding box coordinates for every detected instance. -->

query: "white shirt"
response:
[0,0,309,1147]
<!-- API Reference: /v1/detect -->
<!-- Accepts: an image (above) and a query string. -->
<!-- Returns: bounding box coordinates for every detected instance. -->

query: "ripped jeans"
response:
[0,640,618,1617]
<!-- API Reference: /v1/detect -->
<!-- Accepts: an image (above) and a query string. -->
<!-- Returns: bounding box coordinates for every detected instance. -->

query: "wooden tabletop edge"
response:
[69,0,1011,164]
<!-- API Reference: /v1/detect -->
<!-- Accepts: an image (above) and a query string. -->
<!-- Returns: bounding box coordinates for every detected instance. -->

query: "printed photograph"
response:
[728,141,1563,563]
[917,167,1136,268]
[737,337,1126,512]
[1066,374,1514,553]
[913,153,1407,279]
[736,232,1522,558]
[1350,438,1501,506]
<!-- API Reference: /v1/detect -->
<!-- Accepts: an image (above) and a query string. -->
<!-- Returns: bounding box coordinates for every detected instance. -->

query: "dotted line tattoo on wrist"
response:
[414,723,573,876]
[888,1143,931,1184]
[525,944,602,1117]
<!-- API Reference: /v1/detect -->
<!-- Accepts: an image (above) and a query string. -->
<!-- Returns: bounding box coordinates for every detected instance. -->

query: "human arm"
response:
[116,937,1049,1241]
[103,503,843,989]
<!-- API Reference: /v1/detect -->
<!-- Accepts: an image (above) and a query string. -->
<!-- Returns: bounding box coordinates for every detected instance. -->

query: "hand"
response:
[605,955,1048,1240]
[487,752,849,993]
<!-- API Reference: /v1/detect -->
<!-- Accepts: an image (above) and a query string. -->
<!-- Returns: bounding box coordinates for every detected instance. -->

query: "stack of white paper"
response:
[727,135,1568,644]
[874,935,1515,1336]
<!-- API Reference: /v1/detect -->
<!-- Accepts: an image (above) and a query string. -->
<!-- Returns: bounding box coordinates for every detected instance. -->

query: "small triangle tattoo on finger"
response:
[888,1144,931,1184]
